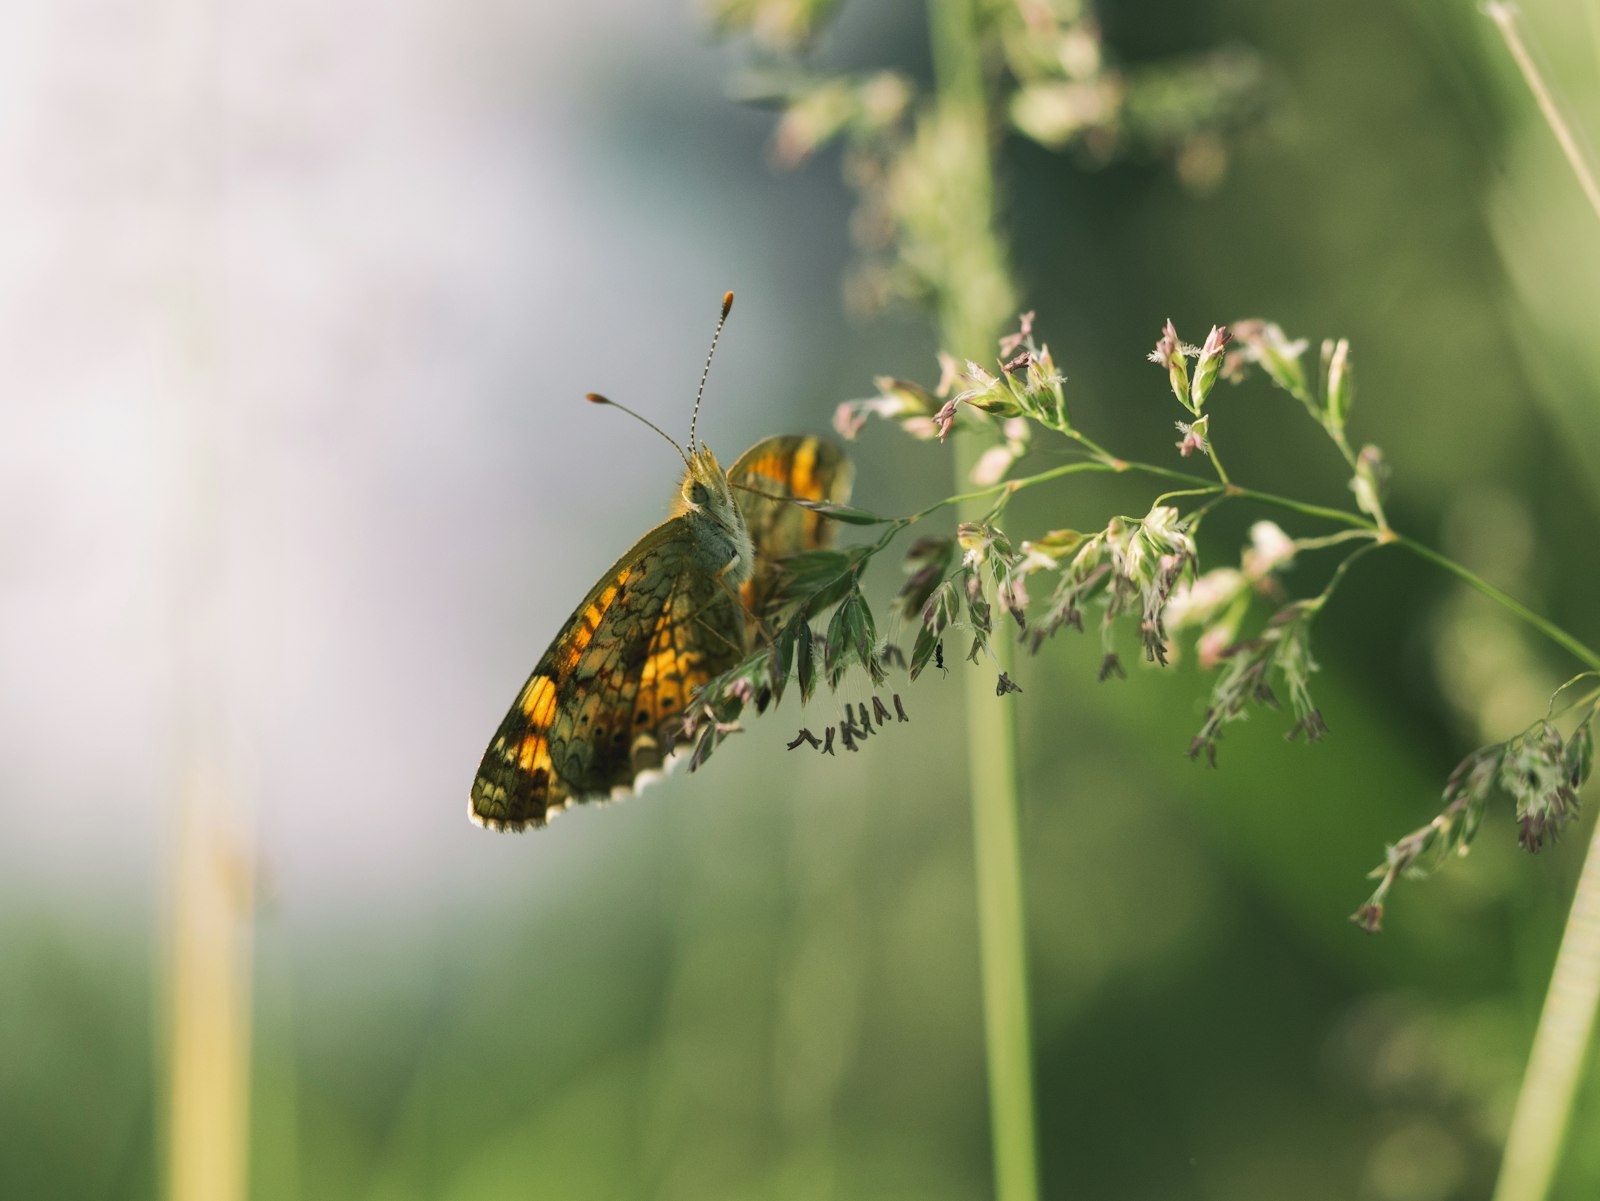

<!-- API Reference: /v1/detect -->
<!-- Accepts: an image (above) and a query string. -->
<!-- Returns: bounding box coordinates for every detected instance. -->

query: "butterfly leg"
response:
[690,582,751,660]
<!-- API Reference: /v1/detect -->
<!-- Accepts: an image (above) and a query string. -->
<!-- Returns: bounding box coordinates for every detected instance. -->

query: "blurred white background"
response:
[0,0,898,930]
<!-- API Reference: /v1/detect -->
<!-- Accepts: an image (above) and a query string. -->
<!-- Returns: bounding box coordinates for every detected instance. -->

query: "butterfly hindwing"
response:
[730,435,854,625]
[470,519,747,831]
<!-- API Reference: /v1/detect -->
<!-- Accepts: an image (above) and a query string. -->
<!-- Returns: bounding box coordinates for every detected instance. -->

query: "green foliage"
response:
[679,300,1600,934]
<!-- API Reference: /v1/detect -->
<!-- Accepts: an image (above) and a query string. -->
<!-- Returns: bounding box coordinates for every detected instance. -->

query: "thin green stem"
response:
[1154,486,1227,507]
[1225,484,1374,531]
[913,459,1115,520]
[1063,428,1118,463]
[1391,535,1600,672]
[1483,10,1600,1198]
[1588,0,1600,82]
[1491,817,1600,1201]
[910,454,1375,533]
[1179,493,1229,533]
[1205,442,1232,488]
[1293,528,1382,554]
[1307,538,1384,610]
[1328,427,1361,475]
[1545,675,1600,721]
[927,1,1040,1198]
[1486,2,1600,226]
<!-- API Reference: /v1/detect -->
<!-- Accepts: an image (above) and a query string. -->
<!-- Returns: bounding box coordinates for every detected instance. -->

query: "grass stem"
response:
[1485,3,1600,226]
[1490,815,1600,1201]
[1485,7,1600,1194]
[926,1,1041,1198]
[166,787,254,1201]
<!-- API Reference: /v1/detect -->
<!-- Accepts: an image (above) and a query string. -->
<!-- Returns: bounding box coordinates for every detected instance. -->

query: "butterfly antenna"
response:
[585,393,690,468]
[688,290,734,457]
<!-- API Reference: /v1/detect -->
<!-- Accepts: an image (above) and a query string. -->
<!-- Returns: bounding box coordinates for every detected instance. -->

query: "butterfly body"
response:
[471,435,851,831]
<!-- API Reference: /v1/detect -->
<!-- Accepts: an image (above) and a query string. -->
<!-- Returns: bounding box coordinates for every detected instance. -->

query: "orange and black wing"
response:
[470,520,747,831]
[729,435,854,625]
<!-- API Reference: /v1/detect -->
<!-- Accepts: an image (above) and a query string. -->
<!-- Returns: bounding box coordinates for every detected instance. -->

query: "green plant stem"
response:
[1588,0,1600,87]
[950,505,1038,1201]
[1154,486,1228,507]
[1485,9,1600,1196]
[927,1,1040,1199]
[1486,2,1600,226]
[1545,675,1600,721]
[1491,815,1600,1201]
[1205,442,1232,487]
[917,455,1365,530]
[1391,535,1600,673]
[1224,483,1373,531]
[1293,528,1382,553]
[1307,539,1383,610]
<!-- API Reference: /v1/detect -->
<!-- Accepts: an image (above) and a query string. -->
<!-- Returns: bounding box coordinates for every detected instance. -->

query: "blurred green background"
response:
[4,0,1600,1198]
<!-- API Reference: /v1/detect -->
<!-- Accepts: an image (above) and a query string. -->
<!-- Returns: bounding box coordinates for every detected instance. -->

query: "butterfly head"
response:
[675,446,734,518]
[674,446,754,584]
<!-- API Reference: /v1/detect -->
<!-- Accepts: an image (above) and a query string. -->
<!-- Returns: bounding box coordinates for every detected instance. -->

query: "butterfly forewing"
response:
[471,520,746,830]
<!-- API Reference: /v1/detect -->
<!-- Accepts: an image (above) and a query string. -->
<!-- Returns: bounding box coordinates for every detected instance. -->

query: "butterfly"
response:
[469,295,853,831]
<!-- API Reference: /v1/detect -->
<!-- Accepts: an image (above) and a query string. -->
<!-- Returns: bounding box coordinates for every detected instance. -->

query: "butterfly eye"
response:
[689,482,710,507]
